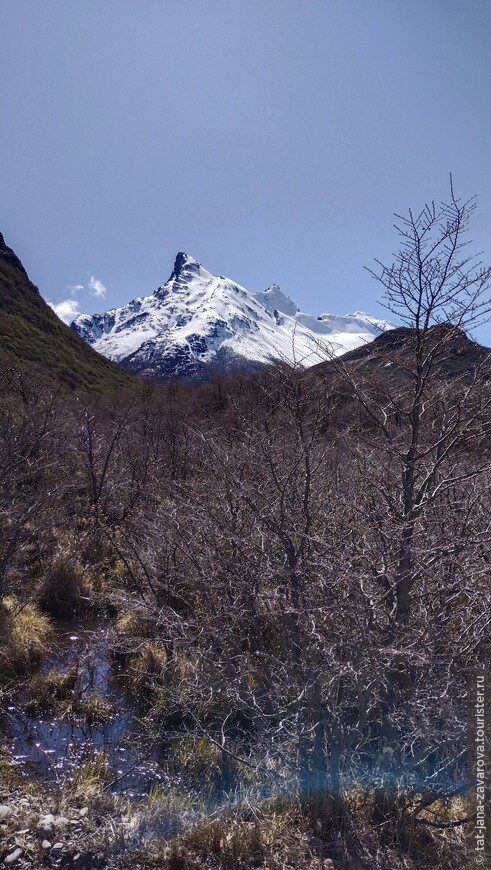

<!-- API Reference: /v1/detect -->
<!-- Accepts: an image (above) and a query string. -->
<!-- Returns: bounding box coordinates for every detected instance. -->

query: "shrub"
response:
[39,554,90,619]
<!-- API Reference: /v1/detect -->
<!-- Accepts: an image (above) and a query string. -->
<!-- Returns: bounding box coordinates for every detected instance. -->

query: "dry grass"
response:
[0,752,21,789]
[110,608,161,675]
[76,690,115,725]
[119,641,167,710]
[0,596,52,677]
[123,792,469,869]
[115,609,158,638]
[24,667,114,725]
[112,798,326,869]
[39,551,92,619]
[0,767,470,870]
[72,750,111,795]
[24,666,77,714]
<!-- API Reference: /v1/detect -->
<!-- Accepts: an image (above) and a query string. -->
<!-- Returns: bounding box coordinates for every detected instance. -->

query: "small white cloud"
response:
[88,276,107,298]
[48,298,81,324]
[67,283,84,295]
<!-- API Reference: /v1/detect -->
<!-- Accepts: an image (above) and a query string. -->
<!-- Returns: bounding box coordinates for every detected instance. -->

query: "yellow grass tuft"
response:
[0,596,52,677]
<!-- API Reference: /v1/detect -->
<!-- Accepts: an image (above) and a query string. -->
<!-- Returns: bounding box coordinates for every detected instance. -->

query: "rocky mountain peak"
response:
[71,253,394,381]
[173,251,201,276]
[154,252,209,299]
[255,285,299,317]
[0,232,31,280]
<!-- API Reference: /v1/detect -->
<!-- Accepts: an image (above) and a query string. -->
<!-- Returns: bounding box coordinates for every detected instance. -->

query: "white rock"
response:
[78,807,89,817]
[42,840,51,849]
[4,848,22,865]
[54,815,69,827]
[52,842,64,852]
[0,806,11,821]
[37,812,56,839]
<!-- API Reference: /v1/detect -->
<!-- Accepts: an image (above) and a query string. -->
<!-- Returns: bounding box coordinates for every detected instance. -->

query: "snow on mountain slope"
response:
[71,252,394,380]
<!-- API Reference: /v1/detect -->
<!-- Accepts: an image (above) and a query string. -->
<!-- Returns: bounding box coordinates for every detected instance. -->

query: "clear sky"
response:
[2,1,491,340]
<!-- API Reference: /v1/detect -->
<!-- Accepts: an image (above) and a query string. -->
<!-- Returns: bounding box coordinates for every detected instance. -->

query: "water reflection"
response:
[2,621,165,797]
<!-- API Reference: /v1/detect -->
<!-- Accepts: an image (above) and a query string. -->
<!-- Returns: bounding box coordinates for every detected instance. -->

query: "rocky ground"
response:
[0,787,126,868]
[0,783,333,869]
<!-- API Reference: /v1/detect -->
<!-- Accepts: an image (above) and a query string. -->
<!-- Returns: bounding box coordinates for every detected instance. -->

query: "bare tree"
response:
[367,176,491,332]
[327,180,491,821]
[0,366,62,598]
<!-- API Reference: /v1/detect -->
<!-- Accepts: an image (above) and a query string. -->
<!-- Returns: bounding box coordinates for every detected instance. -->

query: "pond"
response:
[1,621,167,798]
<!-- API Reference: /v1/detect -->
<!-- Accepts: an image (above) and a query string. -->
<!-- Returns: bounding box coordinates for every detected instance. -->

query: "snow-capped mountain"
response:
[71,252,393,380]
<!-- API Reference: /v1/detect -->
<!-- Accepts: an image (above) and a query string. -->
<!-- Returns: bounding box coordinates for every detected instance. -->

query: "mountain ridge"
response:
[310,321,491,387]
[71,252,394,380]
[0,232,135,392]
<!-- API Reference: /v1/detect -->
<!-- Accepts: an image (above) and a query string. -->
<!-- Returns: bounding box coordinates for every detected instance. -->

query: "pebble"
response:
[37,812,55,840]
[0,806,11,821]
[4,848,22,865]
[42,840,52,849]
[52,842,64,852]
[78,807,89,817]
[54,815,69,827]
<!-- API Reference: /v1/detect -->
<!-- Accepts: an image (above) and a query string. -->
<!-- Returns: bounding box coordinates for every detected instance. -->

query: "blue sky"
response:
[2,1,491,340]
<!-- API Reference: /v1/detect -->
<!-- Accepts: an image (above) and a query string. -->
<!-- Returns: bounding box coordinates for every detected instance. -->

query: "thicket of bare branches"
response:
[0,184,489,864]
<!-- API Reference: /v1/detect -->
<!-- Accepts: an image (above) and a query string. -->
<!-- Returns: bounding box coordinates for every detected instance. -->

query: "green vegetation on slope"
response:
[0,232,135,392]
